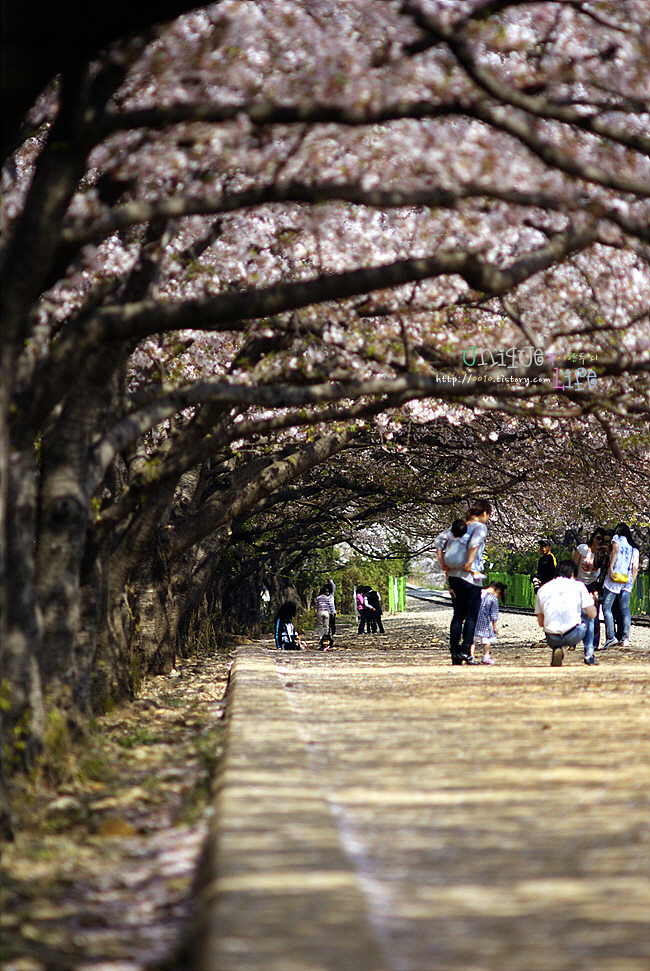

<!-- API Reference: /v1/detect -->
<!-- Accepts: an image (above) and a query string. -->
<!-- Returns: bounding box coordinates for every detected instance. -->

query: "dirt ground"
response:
[1,647,231,971]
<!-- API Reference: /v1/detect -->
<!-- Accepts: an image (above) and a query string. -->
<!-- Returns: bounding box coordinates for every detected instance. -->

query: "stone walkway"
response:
[190,602,650,971]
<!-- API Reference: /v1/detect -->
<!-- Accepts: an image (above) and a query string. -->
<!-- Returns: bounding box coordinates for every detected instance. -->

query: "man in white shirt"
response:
[535,560,597,667]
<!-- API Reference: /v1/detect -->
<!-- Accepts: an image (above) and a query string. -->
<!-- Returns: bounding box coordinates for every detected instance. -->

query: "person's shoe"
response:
[451,655,463,666]
[618,640,631,647]
[460,654,479,665]
[584,656,599,665]
[481,656,495,664]
[602,638,618,649]
[551,646,564,667]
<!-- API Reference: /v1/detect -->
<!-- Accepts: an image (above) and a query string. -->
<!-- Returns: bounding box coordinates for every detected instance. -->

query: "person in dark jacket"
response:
[532,539,557,591]
[326,579,337,637]
[366,588,385,633]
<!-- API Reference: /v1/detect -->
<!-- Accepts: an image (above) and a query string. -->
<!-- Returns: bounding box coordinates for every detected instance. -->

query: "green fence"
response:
[630,574,650,615]
[388,576,407,612]
[487,572,536,610]
[487,571,650,615]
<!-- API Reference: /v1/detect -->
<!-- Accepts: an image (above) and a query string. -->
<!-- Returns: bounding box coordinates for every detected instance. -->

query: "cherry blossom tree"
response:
[2,0,649,768]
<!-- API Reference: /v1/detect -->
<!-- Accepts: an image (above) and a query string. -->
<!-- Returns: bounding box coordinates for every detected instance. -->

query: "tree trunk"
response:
[0,448,45,767]
[75,553,107,714]
[34,364,121,712]
[264,555,303,617]
[35,459,88,695]
[98,491,177,703]
[90,585,138,712]
[132,553,176,675]
[131,528,232,672]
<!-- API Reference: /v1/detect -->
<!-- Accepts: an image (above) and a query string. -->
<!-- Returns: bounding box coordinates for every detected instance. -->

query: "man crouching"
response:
[535,559,598,667]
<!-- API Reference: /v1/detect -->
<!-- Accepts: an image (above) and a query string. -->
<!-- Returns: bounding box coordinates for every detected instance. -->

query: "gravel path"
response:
[271,602,650,971]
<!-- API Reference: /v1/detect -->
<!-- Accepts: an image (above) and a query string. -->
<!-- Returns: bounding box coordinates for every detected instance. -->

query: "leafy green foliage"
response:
[292,546,409,613]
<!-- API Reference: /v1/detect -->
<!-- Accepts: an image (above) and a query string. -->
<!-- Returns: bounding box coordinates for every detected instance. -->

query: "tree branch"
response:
[163,428,356,560]
[62,180,650,250]
[402,1,649,152]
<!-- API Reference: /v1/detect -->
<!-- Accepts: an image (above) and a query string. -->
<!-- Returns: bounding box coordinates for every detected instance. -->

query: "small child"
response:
[473,582,507,664]
[435,519,466,574]
[451,518,467,539]
[319,634,333,652]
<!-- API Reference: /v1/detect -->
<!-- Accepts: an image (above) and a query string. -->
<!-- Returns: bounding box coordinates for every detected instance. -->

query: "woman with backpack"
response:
[601,523,640,649]
[435,499,492,665]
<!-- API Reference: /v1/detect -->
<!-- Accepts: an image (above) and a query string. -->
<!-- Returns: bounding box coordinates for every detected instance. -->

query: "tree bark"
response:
[0,449,45,767]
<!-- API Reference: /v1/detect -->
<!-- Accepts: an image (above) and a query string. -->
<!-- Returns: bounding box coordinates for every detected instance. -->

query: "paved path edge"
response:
[186,645,387,971]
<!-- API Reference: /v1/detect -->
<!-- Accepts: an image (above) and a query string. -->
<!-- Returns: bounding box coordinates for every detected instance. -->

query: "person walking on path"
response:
[535,560,597,666]
[473,581,507,664]
[355,587,365,629]
[436,499,492,665]
[602,523,640,649]
[314,584,335,643]
[598,531,624,644]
